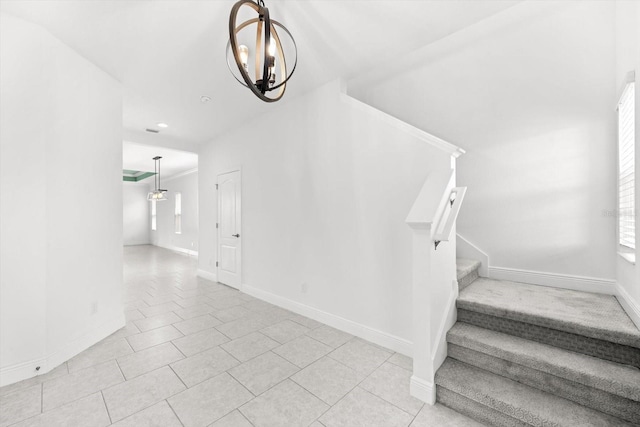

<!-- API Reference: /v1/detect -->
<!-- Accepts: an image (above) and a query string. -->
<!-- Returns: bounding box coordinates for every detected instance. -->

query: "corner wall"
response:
[199,80,454,351]
[349,1,617,284]
[123,183,150,246]
[0,13,124,386]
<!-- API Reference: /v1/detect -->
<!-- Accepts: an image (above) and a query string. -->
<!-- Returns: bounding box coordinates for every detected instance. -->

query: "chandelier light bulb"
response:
[268,40,276,57]
[238,45,249,69]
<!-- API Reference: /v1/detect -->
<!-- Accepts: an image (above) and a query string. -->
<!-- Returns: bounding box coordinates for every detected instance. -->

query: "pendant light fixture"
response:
[227,0,297,102]
[147,156,168,201]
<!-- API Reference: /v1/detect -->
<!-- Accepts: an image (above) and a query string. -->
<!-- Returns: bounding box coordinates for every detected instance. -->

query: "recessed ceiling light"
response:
[200,95,211,103]
[157,123,169,128]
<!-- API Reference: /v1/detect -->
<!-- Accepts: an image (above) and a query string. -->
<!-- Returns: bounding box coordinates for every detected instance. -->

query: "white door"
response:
[217,170,241,288]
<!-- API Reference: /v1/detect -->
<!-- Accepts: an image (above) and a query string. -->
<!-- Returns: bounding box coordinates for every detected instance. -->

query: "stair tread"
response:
[436,358,634,426]
[448,323,640,401]
[458,278,640,348]
[456,259,481,281]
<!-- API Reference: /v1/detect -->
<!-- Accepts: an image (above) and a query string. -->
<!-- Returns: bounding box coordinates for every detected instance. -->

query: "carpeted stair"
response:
[435,260,640,426]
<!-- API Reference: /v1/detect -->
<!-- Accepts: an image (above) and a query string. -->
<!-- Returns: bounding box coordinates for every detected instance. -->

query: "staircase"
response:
[435,259,640,426]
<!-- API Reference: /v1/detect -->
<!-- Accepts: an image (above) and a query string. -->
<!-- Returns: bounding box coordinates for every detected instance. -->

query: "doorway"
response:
[217,169,241,289]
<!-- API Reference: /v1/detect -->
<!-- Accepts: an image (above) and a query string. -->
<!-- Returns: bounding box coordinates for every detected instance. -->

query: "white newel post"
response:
[407,221,437,404]
[405,165,460,405]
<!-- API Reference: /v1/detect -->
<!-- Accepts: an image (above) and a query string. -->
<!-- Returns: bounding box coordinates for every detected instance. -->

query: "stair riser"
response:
[436,386,530,427]
[448,344,640,424]
[458,269,479,291]
[458,309,640,368]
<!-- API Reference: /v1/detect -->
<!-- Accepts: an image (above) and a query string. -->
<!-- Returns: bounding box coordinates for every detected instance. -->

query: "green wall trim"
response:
[136,172,156,181]
[122,171,156,182]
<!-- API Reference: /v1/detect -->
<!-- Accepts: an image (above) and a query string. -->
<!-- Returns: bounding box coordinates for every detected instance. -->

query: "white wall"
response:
[123,182,150,246]
[199,80,453,347]
[0,13,124,386]
[615,0,640,325]
[152,170,198,255]
[349,1,617,282]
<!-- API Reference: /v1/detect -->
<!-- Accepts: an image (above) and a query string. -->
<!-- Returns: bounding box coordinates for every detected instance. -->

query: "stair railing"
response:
[406,168,466,405]
[434,187,467,250]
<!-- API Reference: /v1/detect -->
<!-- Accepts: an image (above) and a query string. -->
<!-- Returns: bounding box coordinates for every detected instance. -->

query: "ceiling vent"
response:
[145,128,160,134]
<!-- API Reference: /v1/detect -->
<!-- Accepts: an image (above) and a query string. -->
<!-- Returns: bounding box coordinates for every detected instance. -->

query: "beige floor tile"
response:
[208,295,246,310]
[328,338,392,377]
[221,332,280,362]
[110,401,183,427]
[174,314,221,336]
[169,373,253,427]
[215,317,267,340]
[320,387,413,427]
[173,304,217,320]
[388,353,413,371]
[213,306,251,323]
[261,320,310,344]
[67,338,133,372]
[241,299,274,313]
[307,326,353,348]
[172,328,229,356]
[10,392,110,427]
[139,302,181,317]
[175,296,207,308]
[360,362,423,415]
[126,325,183,352]
[102,366,185,422]
[0,363,67,398]
[0,384,41,427]
[170,346,239,387]
[117,342,184,380]
[240,380,329,427]
[228,352,299,395]
[288,313,324,330]
[410,403,485,427]
[273,335,332,368]
[208,409,253,427]
[134,312,182,332]
[291,356,364,405]
[43,360,124,411]
[143,295,180,307]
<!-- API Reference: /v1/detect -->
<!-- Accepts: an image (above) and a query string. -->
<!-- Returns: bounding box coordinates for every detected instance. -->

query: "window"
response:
[151,200,157,231]
[618,81,635,249]
[175,192,182,234]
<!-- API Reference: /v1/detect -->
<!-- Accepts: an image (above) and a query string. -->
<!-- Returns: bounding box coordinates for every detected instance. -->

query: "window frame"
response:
[617,78,635,252]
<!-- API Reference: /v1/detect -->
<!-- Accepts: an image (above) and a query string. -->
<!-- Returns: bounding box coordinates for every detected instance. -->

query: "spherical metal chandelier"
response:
[227,0,297,102]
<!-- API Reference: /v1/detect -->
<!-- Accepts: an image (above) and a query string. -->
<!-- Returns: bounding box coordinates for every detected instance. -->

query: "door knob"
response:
[232,234,240,238]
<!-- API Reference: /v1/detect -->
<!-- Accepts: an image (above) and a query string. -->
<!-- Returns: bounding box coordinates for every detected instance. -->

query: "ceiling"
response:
[0,0,519,145]
[123,142,198,180]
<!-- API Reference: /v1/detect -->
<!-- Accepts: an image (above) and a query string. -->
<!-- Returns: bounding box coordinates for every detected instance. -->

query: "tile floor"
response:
[0,245,483,427]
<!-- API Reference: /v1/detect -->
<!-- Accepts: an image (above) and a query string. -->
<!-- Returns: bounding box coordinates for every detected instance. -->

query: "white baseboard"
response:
[616,282,640,329]
[197,269,218,283]
[0,312,125,387]
[488,266,616,295]
[410,375,436,405]
[153,243,198,257]
[241,283,413,356]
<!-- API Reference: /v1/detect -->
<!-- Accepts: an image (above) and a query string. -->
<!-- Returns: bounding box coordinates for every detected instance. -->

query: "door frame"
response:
[216,167,242,289]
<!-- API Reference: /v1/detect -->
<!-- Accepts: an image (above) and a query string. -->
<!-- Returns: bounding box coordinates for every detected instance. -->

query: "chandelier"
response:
[227,0,297,102]
[147,156,168,201]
